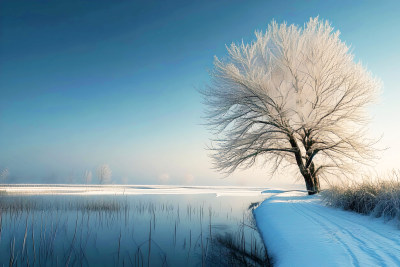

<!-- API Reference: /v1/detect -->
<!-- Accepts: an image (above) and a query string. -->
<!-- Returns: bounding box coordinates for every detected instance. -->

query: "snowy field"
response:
[0,184,266,196]
[254,190,400,267]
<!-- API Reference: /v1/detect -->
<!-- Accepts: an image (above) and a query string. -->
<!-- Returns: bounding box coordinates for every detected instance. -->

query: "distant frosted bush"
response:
[97,164,112,184]
[322,171,400,222]
[0,168,9,183]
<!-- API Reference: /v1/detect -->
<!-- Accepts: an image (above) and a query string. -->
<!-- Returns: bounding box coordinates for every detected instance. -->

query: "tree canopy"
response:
[203,18,380,194]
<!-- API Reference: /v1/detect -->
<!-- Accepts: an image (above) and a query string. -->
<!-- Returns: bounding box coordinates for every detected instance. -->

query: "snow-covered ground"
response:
[0,184,267,196]
[254,190,400,267]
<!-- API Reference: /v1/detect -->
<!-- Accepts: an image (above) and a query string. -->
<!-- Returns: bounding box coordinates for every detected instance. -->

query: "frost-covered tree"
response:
[203,18,380,194]
[0,168,9,183]
[84,170,92,184]
[97,164,112,184]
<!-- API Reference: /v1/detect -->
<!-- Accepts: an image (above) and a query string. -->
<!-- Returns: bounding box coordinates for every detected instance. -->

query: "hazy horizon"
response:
[1,0,399,186]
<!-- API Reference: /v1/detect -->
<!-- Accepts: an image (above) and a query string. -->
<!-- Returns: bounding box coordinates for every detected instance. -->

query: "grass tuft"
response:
[322,171,400,222]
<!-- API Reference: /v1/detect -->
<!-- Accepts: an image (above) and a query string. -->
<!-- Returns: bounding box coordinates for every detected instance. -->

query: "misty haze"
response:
[1,0,400,266]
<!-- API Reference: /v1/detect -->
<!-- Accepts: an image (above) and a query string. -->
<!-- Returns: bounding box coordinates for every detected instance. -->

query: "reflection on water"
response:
[0,187,271,266]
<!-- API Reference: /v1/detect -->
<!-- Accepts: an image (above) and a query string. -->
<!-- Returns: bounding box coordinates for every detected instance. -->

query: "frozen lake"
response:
[0,185,271,266]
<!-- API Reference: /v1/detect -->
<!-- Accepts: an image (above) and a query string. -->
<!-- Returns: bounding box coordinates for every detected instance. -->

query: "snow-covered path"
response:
[254,190,400,267]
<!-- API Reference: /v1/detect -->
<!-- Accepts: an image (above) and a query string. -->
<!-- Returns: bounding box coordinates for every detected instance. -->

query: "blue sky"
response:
[1,0,399,185]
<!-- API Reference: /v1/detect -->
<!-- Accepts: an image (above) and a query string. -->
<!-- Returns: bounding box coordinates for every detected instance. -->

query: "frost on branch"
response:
[203,17,380,194]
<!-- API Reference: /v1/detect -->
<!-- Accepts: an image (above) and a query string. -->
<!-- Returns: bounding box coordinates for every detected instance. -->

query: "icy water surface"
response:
[0,185,271,266]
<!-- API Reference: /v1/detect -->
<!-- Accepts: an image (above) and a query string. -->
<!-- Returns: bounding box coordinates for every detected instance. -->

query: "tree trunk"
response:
[288,135,320,195]
[303,171,320,195]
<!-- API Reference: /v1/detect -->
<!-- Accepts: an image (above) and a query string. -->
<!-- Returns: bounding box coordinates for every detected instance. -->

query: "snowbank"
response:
[254,191,400,267]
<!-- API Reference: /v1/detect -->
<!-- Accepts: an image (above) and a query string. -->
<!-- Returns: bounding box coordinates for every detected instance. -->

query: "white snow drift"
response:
[254,190,400,267]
